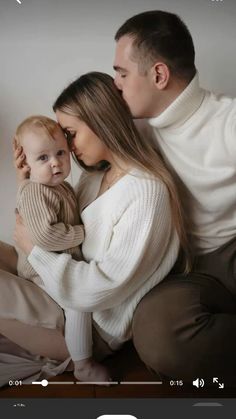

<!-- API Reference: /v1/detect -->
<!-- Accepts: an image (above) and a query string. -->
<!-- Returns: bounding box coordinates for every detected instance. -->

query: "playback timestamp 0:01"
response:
[8,380,23,387]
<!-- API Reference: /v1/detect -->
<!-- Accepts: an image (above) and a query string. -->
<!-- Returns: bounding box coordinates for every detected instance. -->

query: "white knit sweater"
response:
[28,168,179,349]
[141,73,236,253]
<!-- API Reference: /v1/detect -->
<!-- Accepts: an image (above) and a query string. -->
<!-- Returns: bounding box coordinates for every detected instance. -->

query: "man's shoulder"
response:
[206,89,236,115]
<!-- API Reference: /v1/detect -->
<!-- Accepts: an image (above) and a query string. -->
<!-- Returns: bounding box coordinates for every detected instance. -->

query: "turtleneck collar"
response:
[148,72,205,129]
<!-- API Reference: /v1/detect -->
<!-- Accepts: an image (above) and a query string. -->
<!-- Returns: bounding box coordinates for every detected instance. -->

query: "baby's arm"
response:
[17,182,84,252]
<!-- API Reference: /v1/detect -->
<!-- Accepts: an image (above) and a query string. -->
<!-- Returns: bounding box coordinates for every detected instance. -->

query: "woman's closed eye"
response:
[64,130,76,142]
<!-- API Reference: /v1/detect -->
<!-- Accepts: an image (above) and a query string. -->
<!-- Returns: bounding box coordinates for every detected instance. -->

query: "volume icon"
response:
[192,378,205,388]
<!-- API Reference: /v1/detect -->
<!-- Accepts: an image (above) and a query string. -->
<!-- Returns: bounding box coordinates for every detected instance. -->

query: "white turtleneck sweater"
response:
[28,168,179,349]
[142,73,236,253]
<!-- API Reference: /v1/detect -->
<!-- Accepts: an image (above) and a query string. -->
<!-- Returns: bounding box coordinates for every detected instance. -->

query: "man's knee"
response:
[132,280,205,379]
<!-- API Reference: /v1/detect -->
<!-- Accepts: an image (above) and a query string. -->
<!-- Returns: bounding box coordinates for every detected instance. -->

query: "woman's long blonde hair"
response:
[53,72,191,272]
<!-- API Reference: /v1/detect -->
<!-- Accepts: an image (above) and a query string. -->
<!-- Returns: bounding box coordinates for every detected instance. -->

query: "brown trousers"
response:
[133,236,236,381]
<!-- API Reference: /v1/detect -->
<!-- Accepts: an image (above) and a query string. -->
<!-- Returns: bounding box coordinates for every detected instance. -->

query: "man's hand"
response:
[14,210,34,255]
[13,137,30,183]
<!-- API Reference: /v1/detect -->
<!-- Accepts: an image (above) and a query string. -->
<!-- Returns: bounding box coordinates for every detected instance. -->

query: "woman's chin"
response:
[81,158,97,166]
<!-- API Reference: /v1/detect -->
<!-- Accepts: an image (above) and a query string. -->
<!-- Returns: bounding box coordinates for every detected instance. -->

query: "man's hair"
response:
[115,10,196,81]
[15,115,61,146]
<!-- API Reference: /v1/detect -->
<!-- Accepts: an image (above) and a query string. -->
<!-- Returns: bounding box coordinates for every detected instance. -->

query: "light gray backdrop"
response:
[0,0,235,243]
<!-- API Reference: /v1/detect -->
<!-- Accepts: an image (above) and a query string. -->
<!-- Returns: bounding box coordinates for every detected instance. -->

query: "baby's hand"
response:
[13,137,30,183]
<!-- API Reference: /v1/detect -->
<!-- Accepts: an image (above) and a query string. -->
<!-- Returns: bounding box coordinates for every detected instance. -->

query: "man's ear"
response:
[152,62,170,90]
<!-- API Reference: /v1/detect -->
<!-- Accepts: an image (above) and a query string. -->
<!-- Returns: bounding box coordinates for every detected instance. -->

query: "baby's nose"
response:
[51,157,61,167]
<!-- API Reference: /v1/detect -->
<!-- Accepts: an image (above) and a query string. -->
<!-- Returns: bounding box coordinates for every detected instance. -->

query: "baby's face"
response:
[21,127,71,186]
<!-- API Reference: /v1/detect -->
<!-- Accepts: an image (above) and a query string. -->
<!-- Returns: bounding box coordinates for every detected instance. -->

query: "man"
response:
[114,10,236,381]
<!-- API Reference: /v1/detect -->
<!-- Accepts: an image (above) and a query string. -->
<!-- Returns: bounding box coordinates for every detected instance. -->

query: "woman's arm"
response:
[25,180,178,312]
[18,182,84,251]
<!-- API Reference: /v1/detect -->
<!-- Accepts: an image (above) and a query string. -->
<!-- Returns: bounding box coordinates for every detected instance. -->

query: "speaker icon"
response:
[192,378,205,388]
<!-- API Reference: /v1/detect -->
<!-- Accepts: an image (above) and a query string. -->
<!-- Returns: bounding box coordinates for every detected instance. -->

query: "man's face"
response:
[113,35,159,118]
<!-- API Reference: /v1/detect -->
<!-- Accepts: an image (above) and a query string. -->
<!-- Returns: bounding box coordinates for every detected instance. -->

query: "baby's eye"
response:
[38,154,48,161]
[57,149,65,156]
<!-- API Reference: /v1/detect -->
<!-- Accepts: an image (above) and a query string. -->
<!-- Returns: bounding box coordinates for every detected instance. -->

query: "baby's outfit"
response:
[16,180,92,362]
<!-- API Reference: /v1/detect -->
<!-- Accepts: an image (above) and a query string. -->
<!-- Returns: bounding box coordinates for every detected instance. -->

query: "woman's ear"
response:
[152,62,170,90]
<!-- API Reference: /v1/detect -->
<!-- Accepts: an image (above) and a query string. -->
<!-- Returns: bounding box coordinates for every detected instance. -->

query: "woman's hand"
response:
[13,137,30,183]
[14,211,34,255]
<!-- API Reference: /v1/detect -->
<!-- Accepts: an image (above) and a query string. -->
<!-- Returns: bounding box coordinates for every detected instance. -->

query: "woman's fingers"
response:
[13,142,24,167]
[13,137,18,151]
[12,137,30,181]
[15,154,25,169]
[15,212,23,224]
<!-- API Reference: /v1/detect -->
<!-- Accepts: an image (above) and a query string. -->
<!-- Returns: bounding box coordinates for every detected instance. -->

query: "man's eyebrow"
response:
[113,65,127,72]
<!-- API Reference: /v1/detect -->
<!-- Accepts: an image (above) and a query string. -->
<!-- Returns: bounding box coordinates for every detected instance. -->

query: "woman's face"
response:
[56,111,110,166]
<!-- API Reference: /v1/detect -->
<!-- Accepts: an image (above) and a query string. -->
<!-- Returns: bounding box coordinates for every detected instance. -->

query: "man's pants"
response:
[133,236,236,381]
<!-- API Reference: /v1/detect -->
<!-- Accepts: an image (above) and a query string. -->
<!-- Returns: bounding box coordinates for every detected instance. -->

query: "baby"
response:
[14,115,110,382]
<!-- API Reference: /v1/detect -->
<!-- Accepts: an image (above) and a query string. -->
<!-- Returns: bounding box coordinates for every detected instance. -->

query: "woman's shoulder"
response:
[126,168,168,197]
[107,168,170,218]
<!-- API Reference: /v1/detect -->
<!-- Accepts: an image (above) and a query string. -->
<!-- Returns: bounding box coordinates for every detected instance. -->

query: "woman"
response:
[0,72,190,384]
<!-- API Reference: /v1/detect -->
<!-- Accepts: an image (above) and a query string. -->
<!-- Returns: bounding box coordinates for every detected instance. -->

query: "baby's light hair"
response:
[15,115,62,146]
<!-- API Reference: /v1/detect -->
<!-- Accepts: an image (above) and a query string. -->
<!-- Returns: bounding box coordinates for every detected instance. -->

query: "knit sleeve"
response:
[28,179,178,311]
[18,182,84,251]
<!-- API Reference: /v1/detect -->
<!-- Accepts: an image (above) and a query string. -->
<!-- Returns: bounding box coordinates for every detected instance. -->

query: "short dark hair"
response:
[115,10,196,81]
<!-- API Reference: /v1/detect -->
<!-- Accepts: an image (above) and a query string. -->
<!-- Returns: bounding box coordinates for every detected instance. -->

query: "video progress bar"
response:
[76,381,119,385]
[120,381,163,385]
[30,380,163,386]
[46,382,74,385]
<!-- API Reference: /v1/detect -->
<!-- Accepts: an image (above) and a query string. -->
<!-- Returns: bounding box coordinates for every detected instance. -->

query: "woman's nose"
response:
[69,142,75,152]
[114,74,122,92]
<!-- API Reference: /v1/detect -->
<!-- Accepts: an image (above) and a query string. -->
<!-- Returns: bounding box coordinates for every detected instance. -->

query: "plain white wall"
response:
[0,0,236,243]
